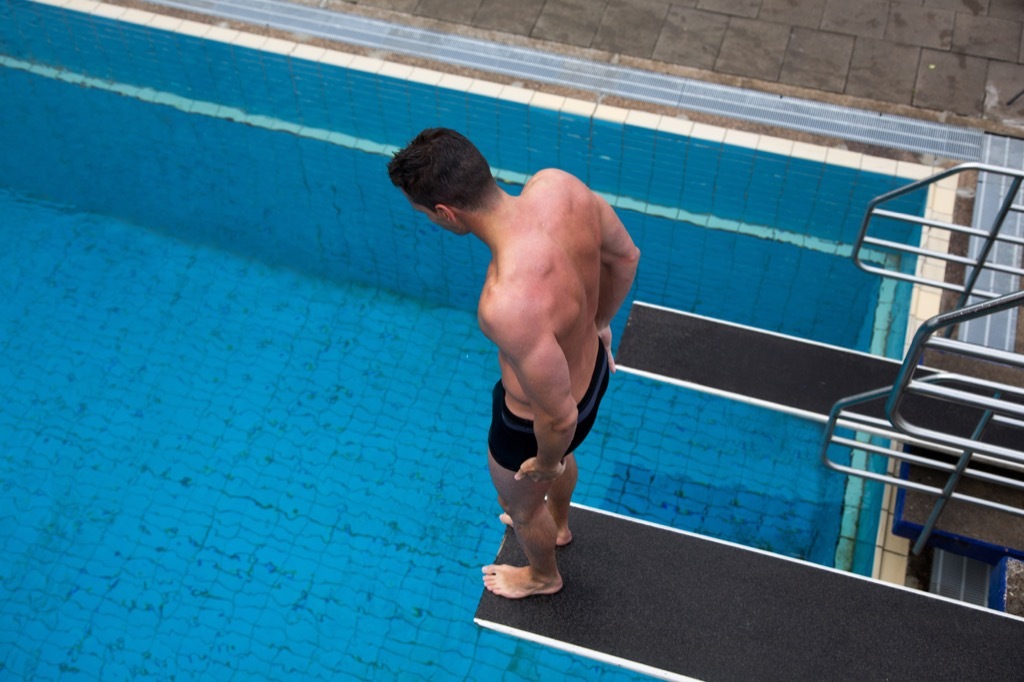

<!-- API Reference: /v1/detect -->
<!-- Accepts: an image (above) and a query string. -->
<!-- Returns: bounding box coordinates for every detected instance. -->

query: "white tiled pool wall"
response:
[26,0,959,586]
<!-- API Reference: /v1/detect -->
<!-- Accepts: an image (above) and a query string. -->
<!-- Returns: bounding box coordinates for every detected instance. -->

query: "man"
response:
[388,128,639,599]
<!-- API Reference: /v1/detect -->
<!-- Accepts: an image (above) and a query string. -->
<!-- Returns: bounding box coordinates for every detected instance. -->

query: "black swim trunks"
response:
[487,341,610,472]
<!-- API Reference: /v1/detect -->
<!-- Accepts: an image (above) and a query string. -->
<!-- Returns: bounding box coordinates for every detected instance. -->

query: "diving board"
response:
[475,504,1024,681]
[614,302,1022,447]
[614,302,907,421]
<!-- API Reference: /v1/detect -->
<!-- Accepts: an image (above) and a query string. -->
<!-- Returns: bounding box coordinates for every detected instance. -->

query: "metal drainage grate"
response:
[959,135,1024,352]
[930,548,991,606]
[141,0,986,161]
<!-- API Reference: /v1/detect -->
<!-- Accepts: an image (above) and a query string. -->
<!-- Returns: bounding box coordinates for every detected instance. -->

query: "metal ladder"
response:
[822,163,1024,555]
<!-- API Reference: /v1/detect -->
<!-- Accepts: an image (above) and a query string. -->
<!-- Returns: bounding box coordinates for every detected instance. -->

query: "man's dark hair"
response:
[387,128,497,211]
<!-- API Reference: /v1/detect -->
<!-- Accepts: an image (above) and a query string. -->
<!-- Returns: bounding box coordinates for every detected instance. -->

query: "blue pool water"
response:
[0,1,927,679]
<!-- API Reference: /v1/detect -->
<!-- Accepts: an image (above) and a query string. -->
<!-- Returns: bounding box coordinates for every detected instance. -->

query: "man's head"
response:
[387,128,497,214]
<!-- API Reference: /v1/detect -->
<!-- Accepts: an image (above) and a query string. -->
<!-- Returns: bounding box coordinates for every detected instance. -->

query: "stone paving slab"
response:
[821,1,889,39]
[846,37,920,106]
[653,6,729,69]
[338,0,1024,132]
[779,26,854,93]
[885,4,955,51]
[716,16,790,81]
[593,0,667,58]
[916,48,989,116]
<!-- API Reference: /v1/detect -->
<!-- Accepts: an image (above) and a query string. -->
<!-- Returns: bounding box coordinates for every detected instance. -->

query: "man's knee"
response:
[505,502,548,528]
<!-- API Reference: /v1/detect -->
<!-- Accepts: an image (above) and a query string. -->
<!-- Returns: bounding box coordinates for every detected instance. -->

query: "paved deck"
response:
[313,0,1024,136]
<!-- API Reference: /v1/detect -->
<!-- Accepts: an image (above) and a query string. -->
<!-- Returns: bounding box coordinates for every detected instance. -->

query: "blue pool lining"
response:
[13,0,954,584]
[0,50,904,265]
[21,0,962,365]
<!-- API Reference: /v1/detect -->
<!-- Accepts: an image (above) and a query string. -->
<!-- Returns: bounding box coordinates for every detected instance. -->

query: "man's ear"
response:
[434,204,457,224]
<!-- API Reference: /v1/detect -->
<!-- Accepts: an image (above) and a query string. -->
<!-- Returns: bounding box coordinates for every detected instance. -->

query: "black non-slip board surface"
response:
[616,304,905,419]
[475,506,1024,681]
[616,304,1022,447]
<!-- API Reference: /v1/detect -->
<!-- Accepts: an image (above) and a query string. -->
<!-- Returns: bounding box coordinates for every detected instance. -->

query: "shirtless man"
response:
[387,128,639,598]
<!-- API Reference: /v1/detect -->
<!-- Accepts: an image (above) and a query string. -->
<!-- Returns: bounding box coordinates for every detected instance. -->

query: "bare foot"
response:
[499,512,573,546]
[482,564,563,599]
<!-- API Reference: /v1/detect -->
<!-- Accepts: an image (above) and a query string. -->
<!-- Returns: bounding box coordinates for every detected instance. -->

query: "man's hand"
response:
[514,456,565,483]
[598,325,616,373]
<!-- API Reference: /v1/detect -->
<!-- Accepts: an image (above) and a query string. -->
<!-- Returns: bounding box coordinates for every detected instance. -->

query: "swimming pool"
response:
[0,0,932,679]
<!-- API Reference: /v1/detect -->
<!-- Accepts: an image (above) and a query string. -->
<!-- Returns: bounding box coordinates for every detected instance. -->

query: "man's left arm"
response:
[592,193,640,369]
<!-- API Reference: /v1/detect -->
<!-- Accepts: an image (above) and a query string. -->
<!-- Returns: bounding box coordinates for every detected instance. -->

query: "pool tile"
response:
[593,103,630,124]
[625,109,660,130]
[497,83,533,104]
[202,26,239,45]
[119,7,155,25]
[928,176,958,220]
[756,134,794,157]
[177,18,215,39]
[896,160,935,180]
[689,122,727,142]
[291,43,327,63]
[320,49,355,69]
[468,78,503,99]
[147,15,183,32]
[71,1,104,13]
[261,36,297,56]
[232,32,267,50]
[724,128,760,149]
[530,91,566,111]
[791,141,829,162]
[349,54,386,74]
[825,147,863,170]
[657,115,694,138]
[859,154,899,175]
[560,96,597,118]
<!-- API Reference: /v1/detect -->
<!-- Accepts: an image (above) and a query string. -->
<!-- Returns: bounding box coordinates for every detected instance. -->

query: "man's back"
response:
[478,169,606,418]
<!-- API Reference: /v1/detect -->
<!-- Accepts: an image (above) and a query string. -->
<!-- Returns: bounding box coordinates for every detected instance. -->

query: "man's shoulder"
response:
[477,275,554,343]
[526,168,586,191]
[522,170,594,214]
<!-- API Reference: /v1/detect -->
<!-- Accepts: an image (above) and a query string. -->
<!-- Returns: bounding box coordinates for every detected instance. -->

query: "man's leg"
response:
[498,453,576,546]
[545,452,577,546]
[482,451,563,598]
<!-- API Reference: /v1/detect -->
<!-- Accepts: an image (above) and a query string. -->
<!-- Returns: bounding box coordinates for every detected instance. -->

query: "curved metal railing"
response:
[853,162,1024,308]
[821,290,1024,554]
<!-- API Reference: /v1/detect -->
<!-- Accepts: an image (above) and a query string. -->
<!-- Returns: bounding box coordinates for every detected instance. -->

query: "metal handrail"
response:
[886,290,1024,434]
[827,163,1024,555]
[821,289,1024,555]
[821,401,1024,516]
[853,162,1024,308]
